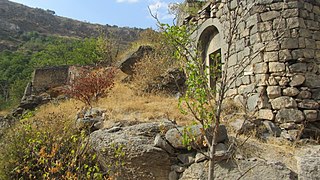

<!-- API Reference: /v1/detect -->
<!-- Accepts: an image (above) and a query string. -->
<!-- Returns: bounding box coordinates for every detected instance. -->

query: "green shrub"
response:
[0,111,105,179]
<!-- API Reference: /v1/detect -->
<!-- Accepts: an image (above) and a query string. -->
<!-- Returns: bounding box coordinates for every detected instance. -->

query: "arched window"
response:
[198,25,222,90]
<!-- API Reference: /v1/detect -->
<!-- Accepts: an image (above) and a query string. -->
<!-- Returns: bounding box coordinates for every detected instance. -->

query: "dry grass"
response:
[0,110,10,116]
[30,70,191,129]
[98,70,190,126]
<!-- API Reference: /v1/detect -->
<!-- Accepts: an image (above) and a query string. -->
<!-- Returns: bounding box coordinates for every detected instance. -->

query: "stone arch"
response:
[193,18,225,89]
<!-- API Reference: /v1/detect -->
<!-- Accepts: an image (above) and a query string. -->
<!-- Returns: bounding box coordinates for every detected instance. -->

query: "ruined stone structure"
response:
[31,66,70,94]
[182,0,320,139]
[25,65,87,96]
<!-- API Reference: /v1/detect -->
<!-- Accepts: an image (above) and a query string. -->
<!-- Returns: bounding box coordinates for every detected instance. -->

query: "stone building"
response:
[181,0,320,139]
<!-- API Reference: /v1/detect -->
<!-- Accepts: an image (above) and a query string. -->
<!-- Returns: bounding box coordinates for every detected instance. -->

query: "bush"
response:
[0,111,105,179]
[63,67,115,106]
[131,30,179,95]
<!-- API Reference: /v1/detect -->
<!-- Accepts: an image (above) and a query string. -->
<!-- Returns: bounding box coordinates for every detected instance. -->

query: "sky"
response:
[9,0,183,29]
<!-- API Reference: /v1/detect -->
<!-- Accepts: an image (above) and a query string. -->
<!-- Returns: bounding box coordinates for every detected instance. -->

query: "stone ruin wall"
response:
[183,0,320,139]
[26,66,102,96]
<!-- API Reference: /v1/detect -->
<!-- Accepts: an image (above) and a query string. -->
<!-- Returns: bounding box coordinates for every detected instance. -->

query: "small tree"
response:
[64,67,115,107]
[153,0,286,179]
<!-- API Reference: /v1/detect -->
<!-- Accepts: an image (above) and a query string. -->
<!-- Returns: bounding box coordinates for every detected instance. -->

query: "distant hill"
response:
[0,0,144,51]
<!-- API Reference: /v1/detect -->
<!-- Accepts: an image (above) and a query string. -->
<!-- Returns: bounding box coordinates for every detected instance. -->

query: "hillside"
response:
[0,0,143,51]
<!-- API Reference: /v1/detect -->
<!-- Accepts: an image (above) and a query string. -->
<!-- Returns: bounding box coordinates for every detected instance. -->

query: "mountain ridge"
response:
[0,0,143,51]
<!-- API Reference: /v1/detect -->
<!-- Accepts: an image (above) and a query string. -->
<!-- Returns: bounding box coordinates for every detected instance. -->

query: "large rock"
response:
[119,45,154,75]
[296,146,320,180]
[180,159,297,180]
[165,124,228,150]
[146,68,186,95]
[270,96,297,110]
[75,107,106,131]
[275,109,305,123]
[304,73,320,88]
[90,122,176,180]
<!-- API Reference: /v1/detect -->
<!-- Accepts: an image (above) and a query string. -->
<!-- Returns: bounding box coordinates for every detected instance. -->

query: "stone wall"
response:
[183,0,320,139]
[31,66,70,94]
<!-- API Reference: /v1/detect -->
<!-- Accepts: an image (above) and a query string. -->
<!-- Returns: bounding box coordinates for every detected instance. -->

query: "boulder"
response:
[289,74,305,87]
[275,109,305,123]
[298,99,319,109]
[119,45,154,75]
[270,96,297,110]
[146,68,186,95]
[180,159,297,180]
[165,124,228,150]
[304,73,320,88]
[75,107,106,131]
[263,120,281,137]
[296,146,320,180]
[90,122,176,180]
[230,119,255,133]
[282,87,300,97]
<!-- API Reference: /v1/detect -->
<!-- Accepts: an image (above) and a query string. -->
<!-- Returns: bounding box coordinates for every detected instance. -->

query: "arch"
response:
[192,18,225,89]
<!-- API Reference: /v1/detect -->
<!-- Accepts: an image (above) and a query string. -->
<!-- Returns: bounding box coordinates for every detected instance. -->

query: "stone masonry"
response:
[182,0,320,140]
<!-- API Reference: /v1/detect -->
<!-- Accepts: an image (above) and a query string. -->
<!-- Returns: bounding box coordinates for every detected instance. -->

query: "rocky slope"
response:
[0,0,143,50]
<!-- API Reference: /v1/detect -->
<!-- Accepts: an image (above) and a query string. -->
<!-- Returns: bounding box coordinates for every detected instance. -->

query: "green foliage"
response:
[161,22,222,146]
[30,38,106,67]
[0,31,118,111]
[0,50,33,109]
[0,111,105,179]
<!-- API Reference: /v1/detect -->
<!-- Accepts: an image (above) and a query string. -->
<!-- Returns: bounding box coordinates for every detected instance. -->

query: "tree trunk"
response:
[208,124,219,180]
[208,140,216,180]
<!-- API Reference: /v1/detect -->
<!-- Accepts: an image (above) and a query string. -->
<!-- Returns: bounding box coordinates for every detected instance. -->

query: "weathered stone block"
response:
[304,73,320,88]
[282,9,299,18]
[279,77,290,86]
[305,38,316,49]
[281,38,299,49]
[228,53,238,67]
[297,90,312,99]
[275,109,305,123]
[304,110,318,121]
[261,11,280,21]
[255,74,269,86]
[258,109,274,121]
[261,31,274,41]
[299,37,306,48]
[263,120,281,137]
[303,49,315,59]
[269,62,286,72]
[298,100,319,109]
[238,84,255,94]
[247,14,259,27]
[291,49,305,59]
[290,74,306,87]
[300,29,312,38]
[265,41,280,51]
[273,18,286,30]
[267,86,281,99]
[283,87,300,97]
[250,33,261,44]
[279,49,292,62]
[253,62,268,74]
[258,21,272,32]
[271,96,297,110]
[286,17,300,29]
[306,20,318,30]
[264,51,279,62]
[289,63,307,73]
[268,76,278,85]
[247,93,260,111]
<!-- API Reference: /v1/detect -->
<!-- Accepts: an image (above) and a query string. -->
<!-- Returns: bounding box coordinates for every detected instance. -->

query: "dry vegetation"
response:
[30,70,191,128]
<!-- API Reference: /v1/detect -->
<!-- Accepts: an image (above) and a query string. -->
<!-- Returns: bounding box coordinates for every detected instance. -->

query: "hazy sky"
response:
[9,0,183,29]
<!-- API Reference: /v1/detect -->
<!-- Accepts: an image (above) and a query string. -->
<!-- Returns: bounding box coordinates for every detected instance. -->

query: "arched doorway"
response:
[198,25,222,90]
